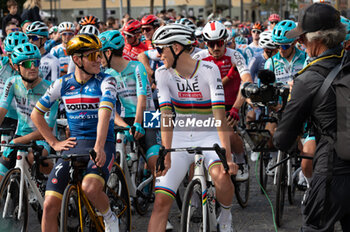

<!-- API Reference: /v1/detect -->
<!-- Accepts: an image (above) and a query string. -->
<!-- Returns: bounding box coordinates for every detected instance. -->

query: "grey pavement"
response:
[28,161,342,232]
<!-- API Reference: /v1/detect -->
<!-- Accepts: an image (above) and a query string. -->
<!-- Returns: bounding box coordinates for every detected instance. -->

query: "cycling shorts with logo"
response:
[45,140,115,199]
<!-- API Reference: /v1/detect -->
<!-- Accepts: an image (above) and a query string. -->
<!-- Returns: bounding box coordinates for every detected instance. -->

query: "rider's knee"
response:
[81,176,103,198]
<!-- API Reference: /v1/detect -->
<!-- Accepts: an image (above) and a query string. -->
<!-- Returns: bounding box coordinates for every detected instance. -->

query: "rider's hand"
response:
[52,137,77,151]
[227,161,239,176]
[156,152,171,177]
[226,107,240,128]
[93,145,106,167]
[133,122,145,140]
[124,125,134,142]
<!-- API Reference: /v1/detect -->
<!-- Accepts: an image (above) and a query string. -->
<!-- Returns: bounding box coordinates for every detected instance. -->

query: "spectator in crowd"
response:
[106,16,119,30]
[2,0,22,38]
[21,0,42,22]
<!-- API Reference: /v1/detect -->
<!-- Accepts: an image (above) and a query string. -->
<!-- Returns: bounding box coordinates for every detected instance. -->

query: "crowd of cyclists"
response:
[0,0,350,230]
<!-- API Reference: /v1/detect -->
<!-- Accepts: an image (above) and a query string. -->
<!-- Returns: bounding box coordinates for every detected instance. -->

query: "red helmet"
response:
[268,14,281,22]
[252,22,263,31]
[141,15,160,27]
[123,19,142,34]
[79,15,100,26]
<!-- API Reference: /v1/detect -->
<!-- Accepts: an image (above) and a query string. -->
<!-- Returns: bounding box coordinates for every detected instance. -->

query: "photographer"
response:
[273,4,350,231]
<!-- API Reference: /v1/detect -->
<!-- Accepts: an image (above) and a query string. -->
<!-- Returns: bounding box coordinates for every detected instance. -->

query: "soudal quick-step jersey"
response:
[35,72,118,142]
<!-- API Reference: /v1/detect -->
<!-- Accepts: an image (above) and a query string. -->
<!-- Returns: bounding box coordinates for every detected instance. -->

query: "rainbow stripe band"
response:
[155,186,176,200]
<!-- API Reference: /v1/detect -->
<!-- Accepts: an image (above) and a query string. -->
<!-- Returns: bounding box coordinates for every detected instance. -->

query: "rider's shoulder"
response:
[192,49,209,60]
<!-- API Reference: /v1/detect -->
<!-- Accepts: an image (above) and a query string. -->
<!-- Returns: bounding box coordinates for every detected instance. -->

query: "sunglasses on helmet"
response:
[207,40,225,48]
[19,59,40,68]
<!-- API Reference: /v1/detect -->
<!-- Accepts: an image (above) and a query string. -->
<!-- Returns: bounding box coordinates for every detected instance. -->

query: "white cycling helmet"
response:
[312,0,332,3]
[225,29,232,43]
[58,22,75,33]
[259,31,277,49]
[203,21,228,41]
[152,24,196,46]
[79,25,100,36]
[195,27,203,38]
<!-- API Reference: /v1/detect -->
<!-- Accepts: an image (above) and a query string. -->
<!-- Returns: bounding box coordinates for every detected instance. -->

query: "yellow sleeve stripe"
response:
[99,107,112,112]
[35,102,50,113]
[160,106,172,111]
[100,101,114,109]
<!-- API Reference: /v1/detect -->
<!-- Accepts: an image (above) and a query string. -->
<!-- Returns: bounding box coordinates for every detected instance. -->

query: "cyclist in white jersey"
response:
[248,22,264,56]
[148,24,238,232]
[193,21,253,181]
[26,21,60,82]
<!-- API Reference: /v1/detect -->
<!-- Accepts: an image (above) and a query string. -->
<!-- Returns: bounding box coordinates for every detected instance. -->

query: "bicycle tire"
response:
[287,158,296,205]
[106,162,131,232]
[60,184,90,232]
[259,152,269,194]
[275,153,287,227]
[180,179,209,232]
[235,152,250,208]
[134,157,154,216]
[0,168,28,232]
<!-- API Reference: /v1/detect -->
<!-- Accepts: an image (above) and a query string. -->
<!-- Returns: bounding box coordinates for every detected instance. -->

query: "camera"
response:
[241,69,290,106]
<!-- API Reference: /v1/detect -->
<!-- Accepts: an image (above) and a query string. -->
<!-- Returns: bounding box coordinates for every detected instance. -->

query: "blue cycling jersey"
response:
[35,72,118,142]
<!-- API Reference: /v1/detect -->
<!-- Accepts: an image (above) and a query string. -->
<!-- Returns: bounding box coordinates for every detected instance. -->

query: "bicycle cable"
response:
[255,153,278,232]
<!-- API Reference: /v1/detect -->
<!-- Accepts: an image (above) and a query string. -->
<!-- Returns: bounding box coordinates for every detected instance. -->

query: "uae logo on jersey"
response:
[144,110,161,128]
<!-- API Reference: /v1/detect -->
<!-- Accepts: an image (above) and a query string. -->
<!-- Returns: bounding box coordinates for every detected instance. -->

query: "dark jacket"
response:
[21,6,42,23]
[273,45,350,175]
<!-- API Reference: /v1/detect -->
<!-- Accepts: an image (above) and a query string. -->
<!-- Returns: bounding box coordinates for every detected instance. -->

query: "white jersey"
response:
[156,60,225,132]
[40,52,60,82]
[67,57,75,74]
[192,48,250,77]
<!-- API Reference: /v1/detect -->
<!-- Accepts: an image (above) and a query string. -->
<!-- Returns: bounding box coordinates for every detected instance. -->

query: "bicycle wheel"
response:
[106,162,131,232]
[235,152,250,208]
[60,184,90,232]
[275,153,287,227]
[134,157,154,216]
[287,158,296,205]
[0,168,28,232]
[180,179,209,232]
[259,152,269,194]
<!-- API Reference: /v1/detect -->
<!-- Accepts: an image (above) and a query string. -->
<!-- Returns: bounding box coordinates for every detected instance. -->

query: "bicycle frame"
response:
[190,152,217,232]
[115,132,153,198]
[2,150,44,221]
[76,184,104,232]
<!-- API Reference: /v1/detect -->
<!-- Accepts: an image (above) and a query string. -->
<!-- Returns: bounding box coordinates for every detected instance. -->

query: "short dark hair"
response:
[6,21,17,27]
[7,0,17,9]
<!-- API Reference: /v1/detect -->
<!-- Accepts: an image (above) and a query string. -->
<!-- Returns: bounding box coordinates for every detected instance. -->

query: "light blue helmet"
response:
[25,21,49,38]
[235,36,247,45]
[272,20,296,44]
[341,16,350,41]
[4,32,29,53]
[98,30,125,51]
[11,43,41,65]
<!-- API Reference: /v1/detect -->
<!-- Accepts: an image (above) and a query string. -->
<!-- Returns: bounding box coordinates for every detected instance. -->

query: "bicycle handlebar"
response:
[156,144,229,173]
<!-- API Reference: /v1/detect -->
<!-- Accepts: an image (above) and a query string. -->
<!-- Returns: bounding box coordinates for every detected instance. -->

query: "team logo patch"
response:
[70,86,75,90]
[52,178,58,184]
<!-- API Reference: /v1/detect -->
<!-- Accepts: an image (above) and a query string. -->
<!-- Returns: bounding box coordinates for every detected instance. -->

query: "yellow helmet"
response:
[66,34,102,55]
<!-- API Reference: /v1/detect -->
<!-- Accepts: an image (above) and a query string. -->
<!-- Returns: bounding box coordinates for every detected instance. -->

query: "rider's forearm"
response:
[114,113,129,127]
[95,109,112,149]
[222,76,230,86]
[0,107,8,126]
[31,109,58,147]
[232,90,246,110]
[212,108,232,162]
[241,73,253,83]
[160,109,173,149]
[12,130,50,144]
[134,95,146,124]
[138,53,154,82]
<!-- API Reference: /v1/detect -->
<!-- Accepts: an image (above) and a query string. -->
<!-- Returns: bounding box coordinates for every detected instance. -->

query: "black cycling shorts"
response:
[45,140,115,199]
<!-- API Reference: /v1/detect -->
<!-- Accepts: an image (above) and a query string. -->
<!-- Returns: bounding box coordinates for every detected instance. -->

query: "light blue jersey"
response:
[264,47,306,84]
[0,57,18,120]
[105,61,154,118]
[0,75,58,136]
